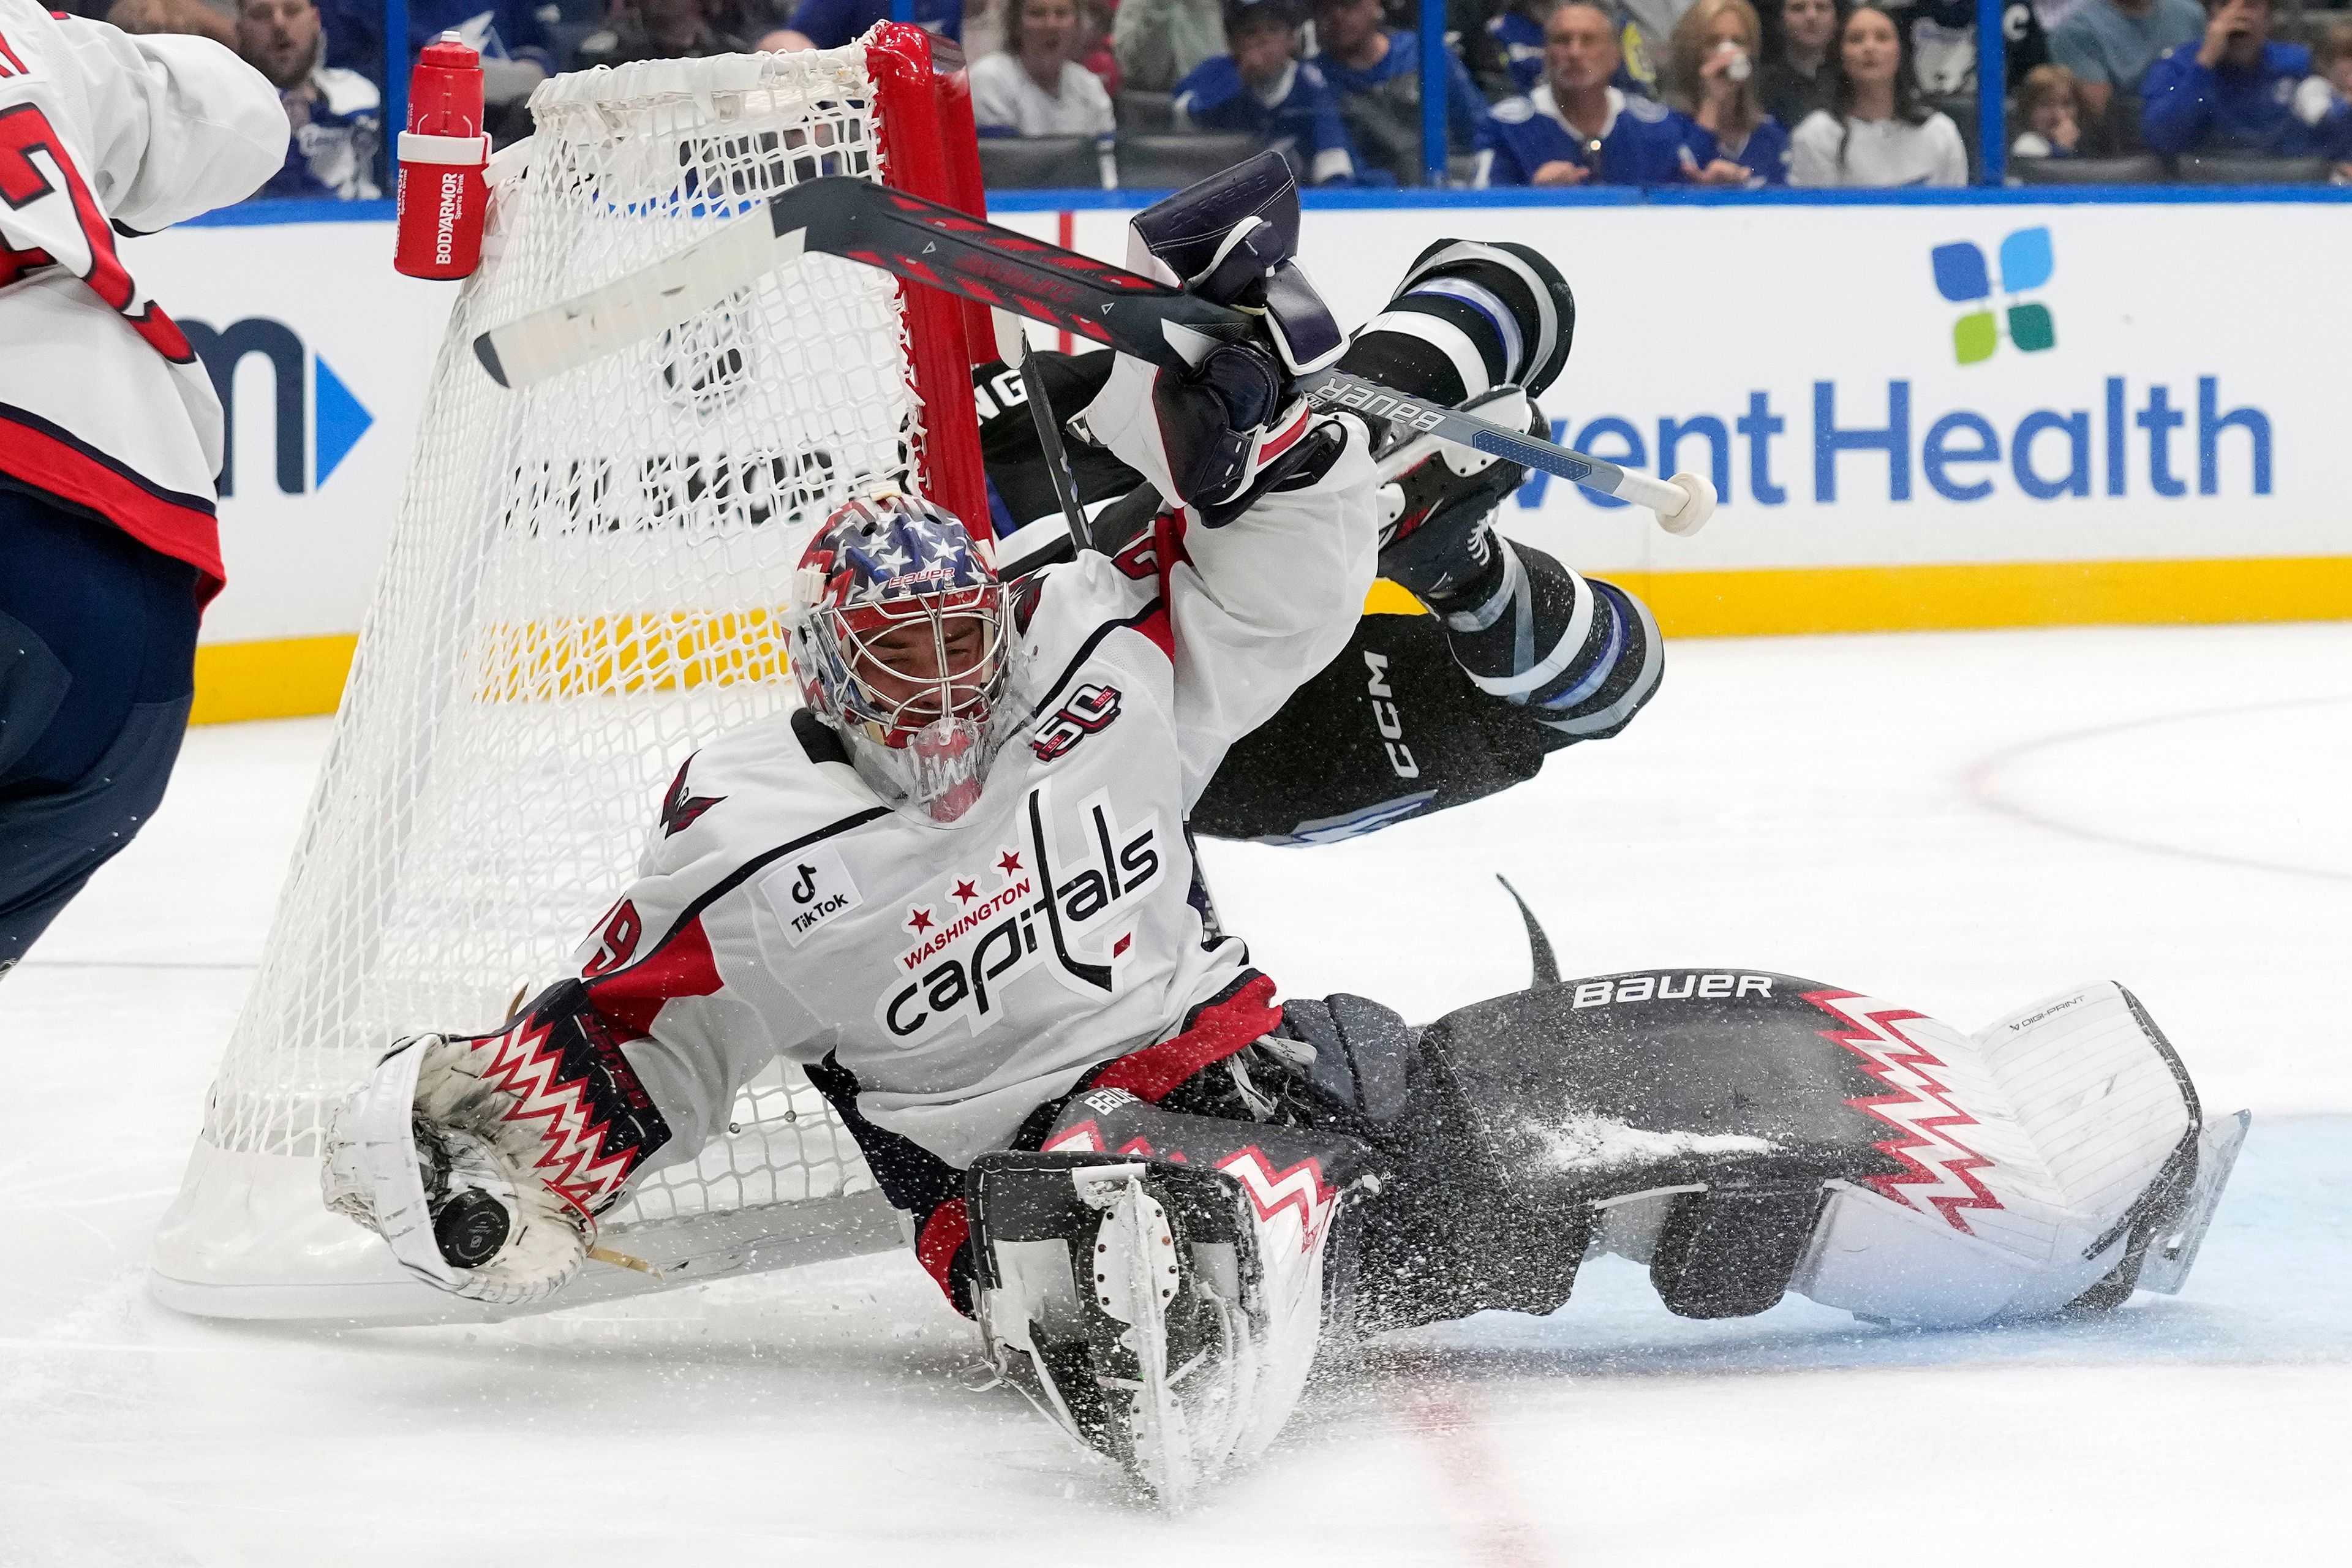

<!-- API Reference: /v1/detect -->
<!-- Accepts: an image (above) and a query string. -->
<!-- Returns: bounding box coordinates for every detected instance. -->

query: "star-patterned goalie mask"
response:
[787,492,1015,824]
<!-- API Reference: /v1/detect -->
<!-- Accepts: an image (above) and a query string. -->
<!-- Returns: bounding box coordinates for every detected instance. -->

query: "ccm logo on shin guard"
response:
[1572,973,1775,1009]
[1362,651,1419,780]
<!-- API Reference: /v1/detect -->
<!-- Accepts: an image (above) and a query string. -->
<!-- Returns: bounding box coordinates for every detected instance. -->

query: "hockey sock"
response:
[1339,238,1576,433]
[1435,540,1664,743]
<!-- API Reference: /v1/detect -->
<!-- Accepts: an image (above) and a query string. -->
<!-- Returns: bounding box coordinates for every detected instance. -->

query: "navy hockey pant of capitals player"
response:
[0,488,202,972]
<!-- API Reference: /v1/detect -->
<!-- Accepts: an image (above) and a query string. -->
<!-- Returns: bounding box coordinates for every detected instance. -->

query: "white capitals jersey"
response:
[573,433,1377,1172]
[0,0,282,595]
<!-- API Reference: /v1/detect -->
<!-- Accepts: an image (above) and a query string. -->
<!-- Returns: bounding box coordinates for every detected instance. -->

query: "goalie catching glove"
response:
[320,980,673,1305]
[1079,150,1349,515]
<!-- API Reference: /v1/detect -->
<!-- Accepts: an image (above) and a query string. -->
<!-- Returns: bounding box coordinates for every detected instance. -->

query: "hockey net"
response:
[150,29,992,1322]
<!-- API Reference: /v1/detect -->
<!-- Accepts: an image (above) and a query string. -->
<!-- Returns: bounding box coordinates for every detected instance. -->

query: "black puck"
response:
[433,1188,511,1268]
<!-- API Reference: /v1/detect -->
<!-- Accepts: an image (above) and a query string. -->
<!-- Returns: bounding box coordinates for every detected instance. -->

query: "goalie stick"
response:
[472,177,1714,533]
[1015,337,1095,557]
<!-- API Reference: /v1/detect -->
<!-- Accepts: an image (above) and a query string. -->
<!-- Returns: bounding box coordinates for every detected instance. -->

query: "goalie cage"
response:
[148,27,1000,1324]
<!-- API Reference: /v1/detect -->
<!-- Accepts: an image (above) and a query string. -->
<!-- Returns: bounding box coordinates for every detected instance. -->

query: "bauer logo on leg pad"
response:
[763,844,863,948]
[1572,973,1775,1009]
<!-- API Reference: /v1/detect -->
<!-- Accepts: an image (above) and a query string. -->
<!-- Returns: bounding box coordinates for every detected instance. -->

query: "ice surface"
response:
[4,624,2348,1565]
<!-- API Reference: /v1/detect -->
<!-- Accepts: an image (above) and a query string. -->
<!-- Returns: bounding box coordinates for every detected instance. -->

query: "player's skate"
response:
[1372,383,1544,605]
[320,981,672,1306]
[968,1095,1378,1506]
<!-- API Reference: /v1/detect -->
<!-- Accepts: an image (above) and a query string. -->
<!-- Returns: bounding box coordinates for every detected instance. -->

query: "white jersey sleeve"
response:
[0,0,282,592]
[0,1,281,303]
[559,731,875,1167]
[1155,421,1378,807]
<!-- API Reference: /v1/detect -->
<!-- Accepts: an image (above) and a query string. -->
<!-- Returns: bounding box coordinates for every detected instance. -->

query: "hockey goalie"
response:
[323,159,2242,1504]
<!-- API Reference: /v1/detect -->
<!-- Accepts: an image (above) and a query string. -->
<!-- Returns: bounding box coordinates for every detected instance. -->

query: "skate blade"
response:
[2138,1109,2250,1294]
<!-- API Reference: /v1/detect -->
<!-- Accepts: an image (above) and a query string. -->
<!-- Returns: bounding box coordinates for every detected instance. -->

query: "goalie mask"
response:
[787,492,1016,824]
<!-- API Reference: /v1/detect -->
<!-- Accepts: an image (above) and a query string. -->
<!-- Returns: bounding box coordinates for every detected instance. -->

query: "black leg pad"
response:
[1648,1183,1828,1320]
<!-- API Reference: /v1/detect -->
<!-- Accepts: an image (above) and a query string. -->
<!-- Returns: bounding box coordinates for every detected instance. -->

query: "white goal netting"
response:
[156,45,971,1318]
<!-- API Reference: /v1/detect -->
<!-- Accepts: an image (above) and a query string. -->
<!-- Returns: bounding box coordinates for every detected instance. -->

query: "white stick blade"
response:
[473,217,803,390]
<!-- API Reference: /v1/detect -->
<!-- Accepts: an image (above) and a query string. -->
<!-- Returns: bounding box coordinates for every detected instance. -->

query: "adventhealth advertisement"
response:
[133,220,450,649]
[1251,203,2351,581]
[137,201,2350,666]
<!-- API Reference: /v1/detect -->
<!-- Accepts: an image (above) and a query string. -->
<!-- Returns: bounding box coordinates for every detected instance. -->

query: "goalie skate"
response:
[970,1154,1297,1507]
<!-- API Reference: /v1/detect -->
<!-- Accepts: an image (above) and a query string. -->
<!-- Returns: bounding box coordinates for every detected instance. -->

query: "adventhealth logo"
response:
[1507,225,2274,512]
[1931,225,2056,366]
[184,317,375,497]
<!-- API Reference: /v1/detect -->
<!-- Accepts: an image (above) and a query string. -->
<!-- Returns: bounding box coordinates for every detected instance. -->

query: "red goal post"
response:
[865,21,996,538]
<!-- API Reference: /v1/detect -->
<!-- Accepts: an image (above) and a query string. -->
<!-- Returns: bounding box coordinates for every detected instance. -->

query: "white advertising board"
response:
[1054,202,2352,579]
[130,219,454,647]
[140,200,2352,652]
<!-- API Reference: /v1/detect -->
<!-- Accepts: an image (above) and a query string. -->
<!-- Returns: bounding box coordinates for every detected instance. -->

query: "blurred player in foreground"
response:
[0,0,284,975]
[322,159,2238,1504]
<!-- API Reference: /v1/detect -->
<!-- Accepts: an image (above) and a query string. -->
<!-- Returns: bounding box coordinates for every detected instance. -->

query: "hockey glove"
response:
[1078,151,1345,515]
[321,982,672,1306]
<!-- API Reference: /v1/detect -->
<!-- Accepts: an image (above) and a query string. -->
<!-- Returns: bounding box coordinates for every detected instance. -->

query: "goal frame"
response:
[148,26,999,1324]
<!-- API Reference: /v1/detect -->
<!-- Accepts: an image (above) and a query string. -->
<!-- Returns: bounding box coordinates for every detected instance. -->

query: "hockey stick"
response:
[473,178,1714,532]
[1015,338,1095,557]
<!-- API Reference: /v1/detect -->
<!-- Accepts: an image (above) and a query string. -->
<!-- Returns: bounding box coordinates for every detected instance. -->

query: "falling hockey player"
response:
[325,158,2245,1504]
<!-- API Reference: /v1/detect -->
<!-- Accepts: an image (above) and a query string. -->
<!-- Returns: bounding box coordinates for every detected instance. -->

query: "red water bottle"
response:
[394,35,490,280]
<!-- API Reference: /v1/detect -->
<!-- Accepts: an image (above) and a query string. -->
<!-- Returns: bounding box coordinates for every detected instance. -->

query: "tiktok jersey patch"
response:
[763,843,864,948]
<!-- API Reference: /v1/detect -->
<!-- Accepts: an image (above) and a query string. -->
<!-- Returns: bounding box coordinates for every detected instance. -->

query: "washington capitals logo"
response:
[660,756,723,839]
[1806,990,2002,1235]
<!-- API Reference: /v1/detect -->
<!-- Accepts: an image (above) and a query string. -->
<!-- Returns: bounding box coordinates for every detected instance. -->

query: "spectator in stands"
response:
[1174,0,1365,183]
[1879,0,2044,97]
[1789,1,1967,183]
[1620,0,1698,93]
[2141,0,2320,157]
[1077,0,1123,92]
[105,0,235,48]
[970,0,1120,133]
[2292,20,2352,175]
[1308,0,1487,181]
[1441,0,1517,100]
[575,0,751,68]
[1759,0,1839,127]
[761,0,961,52]
[1477,0,1715,184]
[1668,0,1792,182]
[2048,0,2201,129]
[1112,0,1223,89]
[1488,0,1562,96]
[2010,61,2086,156]
[238,0,382,200]
[312,0,556,145]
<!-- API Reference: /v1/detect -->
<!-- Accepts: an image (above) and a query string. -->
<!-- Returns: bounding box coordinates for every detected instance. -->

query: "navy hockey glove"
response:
[1080,151,1347,514]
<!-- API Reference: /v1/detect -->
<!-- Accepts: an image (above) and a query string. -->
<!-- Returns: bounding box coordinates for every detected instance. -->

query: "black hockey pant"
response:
[0,488,200,973]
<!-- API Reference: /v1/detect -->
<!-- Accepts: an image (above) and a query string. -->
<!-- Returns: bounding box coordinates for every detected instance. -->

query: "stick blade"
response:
[470,216,803,390]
